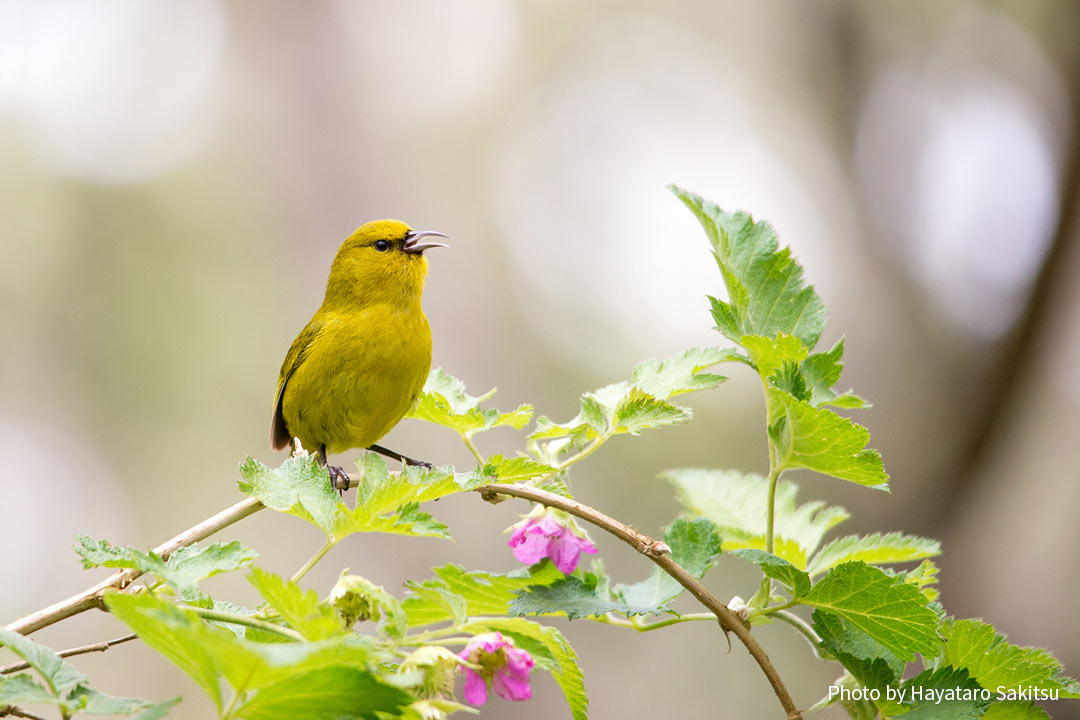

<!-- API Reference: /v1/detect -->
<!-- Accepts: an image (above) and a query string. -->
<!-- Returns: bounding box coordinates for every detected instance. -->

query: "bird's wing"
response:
[271,317,324,450]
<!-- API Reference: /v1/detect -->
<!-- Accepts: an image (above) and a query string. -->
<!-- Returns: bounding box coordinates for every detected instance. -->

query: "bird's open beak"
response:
[403,230,450,254]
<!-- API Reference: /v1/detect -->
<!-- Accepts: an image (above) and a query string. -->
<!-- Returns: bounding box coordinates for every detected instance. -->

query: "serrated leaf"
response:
[671,185,827,349]
[897,560,941,602]
[465,454,555,485]
[629,346,729,398]
[896,666,988,719]
[0,673,59,706]
[249,568,343,641]
[234,666,412,720]
[128,696,182,720]
[732,549,810,597]
[617,517,723,611]
[65,686,176,716]
[402,563,565,628]
[104,593,232,711]
[405,368,532,436]
[510,576,629,619]
[75,537,257,606]
[741,334,808,379]
[461,618,587,720]
[331,455,469,540]
[766,388,889,489]
[981,701,1052,719]
[614,388,690,435]
[808,533,941,577]
[664,469,848,569]
[0,628,87,697]
[239,454,341,537]
[813,610,905,689]
[944,619,1080,699]
[801,562,941,661]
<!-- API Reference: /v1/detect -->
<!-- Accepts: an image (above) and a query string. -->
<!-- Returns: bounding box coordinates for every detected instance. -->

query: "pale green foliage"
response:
[808,532,941,577]
[248,568,343,641]
[406,368,533,436]
[944,619,1080,698]
[801,562,942,660]
[731,549,810,598]
[665,469,847,568]
[75,536,257,606]
[402,563,565,628]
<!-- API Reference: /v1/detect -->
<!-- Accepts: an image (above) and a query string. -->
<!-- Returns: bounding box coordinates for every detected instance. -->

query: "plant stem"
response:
[1,633,138,675]
[462,433,485,464]
[5,497,265,636]
[188,607,303,641]
[290,540,335,584]
[477,482,804,720]
[630,613,716,632]
[764,464,781,556]
[556,437,605,470]
[771,610,827,660]
[3,708,52,720]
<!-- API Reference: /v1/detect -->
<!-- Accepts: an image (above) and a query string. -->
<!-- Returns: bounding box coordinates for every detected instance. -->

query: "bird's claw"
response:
[328,465,351,493]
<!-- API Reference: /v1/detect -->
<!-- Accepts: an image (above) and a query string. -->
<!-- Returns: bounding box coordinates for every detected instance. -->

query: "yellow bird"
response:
[271,220,448,489]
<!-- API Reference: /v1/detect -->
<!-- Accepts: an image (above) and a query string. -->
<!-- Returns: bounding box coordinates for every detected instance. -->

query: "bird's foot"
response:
[328,465,352,493]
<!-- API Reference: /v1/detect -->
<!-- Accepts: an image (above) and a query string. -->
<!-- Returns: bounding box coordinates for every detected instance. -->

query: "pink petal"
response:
[462,668,488,705]
[510,530,552,565]
[534,515,565,536]
[508,521,531,546]
[492,666,533,701]
[548,535,582,574]
[503,646,535,674]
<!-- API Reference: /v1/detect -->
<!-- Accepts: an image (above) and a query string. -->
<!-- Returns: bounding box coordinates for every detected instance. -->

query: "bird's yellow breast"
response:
[281,301,431,455]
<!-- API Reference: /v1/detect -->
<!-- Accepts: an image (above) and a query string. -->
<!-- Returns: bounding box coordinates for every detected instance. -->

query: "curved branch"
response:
[5,497,264,636]
[476,483,804,720]
[1,633,137,675]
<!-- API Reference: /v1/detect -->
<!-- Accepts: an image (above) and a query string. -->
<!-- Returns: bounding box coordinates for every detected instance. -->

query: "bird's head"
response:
[323,219,448,308]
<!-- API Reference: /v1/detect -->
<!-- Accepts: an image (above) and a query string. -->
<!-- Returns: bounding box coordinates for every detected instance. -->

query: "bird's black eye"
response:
[374,240,390,252]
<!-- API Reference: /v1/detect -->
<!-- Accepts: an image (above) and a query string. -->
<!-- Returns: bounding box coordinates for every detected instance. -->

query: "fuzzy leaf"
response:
[664,469,848,568]
[801,562,941,661]
[672,186,827,349]
[248,568,343,641]
[808,532,941,577]
[981,702,1052,719]
[0,628,87,697]
[403,563,564,628]
[628,346,729,398]
[731,549,810,597]
[896,667,989,719]
[239,454,340,537]
[766,388,889,489]
[944,619,1080,698]
[0,674,59,706]
[235,666,411,720]
[813,610,904,690]
[406,368,532,435]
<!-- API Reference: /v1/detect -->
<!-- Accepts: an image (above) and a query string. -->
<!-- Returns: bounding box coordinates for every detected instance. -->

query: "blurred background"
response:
[2,1,1079,717]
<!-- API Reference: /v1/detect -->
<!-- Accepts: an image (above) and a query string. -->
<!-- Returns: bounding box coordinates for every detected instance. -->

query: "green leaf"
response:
[808,532,941,577]
[801,562,941,661]
[617,517,723,611]
[628,346,729,398]
[104,593,232,711]
[509,576,628,619]
[461,617,587,720]
[239,454,341,537]
[0,627,87,697]
[466,454,555,485]
[405,368,533,436]
[332,455,473,540]
[731,549,810,597]
[75,537,258,606]
[248,568,343,641]
[812,610,904,690]
[671,185,827,349]
[766,388,889,489]
[65,686,175,716]
[614,387,691,435]
[981,701,1052,719]
[896,667,989,719]
[0,674,59,706]
[235,666,412,720]
[402,563,564,628]
[664,468,848,568]
[741,334,808,379]
[944,619,1080,699]
[128,696,182,720]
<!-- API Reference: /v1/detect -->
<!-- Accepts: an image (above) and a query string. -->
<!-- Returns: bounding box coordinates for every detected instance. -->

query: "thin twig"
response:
[1,708,52,720]
[476,483,804,720]
[1,633,137,675]
[5,497,264,636]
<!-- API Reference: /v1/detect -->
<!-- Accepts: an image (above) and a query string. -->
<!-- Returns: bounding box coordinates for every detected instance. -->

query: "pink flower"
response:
[507,505,598,574]
[457,632,534,705]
